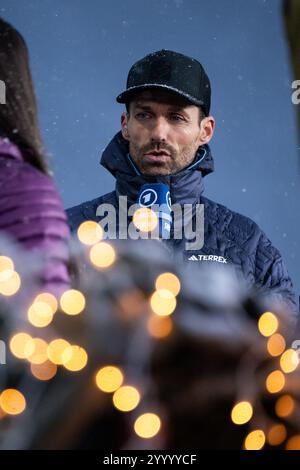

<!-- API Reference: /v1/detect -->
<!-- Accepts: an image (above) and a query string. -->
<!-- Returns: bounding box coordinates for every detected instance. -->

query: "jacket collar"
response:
[100,131,214,206]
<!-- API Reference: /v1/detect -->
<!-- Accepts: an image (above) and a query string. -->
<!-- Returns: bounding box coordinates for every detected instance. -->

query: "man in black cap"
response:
[67,50,298,318]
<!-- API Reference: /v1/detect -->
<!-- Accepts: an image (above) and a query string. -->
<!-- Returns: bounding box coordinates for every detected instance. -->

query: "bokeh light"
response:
[77,220,103,245]
[0,389,26,415]
[231,401,253,425]
[95,366,123,393]
[280,349,299,373]
[132,208,158,232]
[244,430,266,450]
[155,272,181,296]
[0,271,21,296]
[34,292,58,314]
[10,332,35,359]
[150,289,176,317]
[30,360,57,381]
[89,242,116,269]
[117,290,145,319]
[267,334,286,357]
[267,424,287,446]
[27,301,54,328]
[134,413,161,439]
[62,345,88,372]
[286,435,300,450]
[147,314,173,339]
[275,395,295,418]
[0,256,14,282]
[266,370,285,394]
[47,339,70,365]
[112,386,140,412]
[258,312,278,337]
[27,338,48,365]
[60,289,86,315]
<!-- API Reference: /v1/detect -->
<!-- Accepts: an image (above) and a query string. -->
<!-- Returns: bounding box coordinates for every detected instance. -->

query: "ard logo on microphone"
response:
[139,188,158,207]
[139,187,171,210]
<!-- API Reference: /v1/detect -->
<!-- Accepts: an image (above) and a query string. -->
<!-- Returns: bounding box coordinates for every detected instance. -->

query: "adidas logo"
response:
[188,254,228,264]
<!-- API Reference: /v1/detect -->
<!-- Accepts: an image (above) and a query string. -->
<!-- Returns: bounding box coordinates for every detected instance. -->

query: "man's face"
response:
[121,90,214,176]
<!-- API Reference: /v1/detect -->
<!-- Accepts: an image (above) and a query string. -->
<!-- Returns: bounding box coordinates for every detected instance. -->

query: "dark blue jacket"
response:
[67,132,298,318]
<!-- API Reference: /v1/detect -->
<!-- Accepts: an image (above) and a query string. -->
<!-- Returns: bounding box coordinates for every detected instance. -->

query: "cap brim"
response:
[116,84,205,108]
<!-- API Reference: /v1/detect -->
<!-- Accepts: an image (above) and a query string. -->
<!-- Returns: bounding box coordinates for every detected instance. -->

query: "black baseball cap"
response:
[116,49,211,116]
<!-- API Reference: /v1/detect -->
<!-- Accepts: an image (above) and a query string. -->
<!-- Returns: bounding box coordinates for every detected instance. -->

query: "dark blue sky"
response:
[1,0,300,293]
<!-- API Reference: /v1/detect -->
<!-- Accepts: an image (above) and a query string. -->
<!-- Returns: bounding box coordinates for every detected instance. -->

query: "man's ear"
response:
[121,112,129,140]
[198,116,215,146]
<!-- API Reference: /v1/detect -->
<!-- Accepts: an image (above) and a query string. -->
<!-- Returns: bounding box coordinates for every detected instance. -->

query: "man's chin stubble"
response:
[140,162,174,176]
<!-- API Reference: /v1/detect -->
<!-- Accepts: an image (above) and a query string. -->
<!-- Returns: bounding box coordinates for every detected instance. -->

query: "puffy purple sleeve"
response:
[0,157,70,296]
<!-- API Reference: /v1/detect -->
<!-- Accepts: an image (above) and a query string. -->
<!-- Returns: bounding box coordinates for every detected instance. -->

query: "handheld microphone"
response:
[137,183,172,238]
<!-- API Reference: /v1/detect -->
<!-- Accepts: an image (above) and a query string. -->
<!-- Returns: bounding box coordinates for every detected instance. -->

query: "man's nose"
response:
[150,117,169,143]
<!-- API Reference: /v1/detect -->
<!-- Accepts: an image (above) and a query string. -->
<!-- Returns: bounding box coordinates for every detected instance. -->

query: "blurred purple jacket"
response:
[0,138,70,296]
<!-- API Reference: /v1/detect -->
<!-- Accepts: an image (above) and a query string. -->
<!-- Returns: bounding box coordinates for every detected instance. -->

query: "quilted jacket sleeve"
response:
[0,158,70,297]
[254,230,299,321]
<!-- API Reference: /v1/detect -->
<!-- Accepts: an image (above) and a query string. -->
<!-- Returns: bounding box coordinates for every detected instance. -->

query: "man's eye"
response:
[136,112,150,119]
[170,114,184,121]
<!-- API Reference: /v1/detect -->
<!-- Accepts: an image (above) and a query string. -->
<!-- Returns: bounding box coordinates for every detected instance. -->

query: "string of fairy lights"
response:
[0,218,179,444]
[229,309,300,450]
[0,215,300,449]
